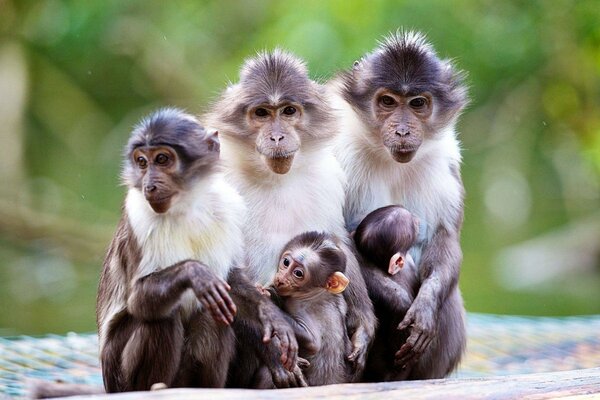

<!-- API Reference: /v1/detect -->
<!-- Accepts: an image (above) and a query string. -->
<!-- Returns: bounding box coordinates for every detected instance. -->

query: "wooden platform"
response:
[51,368,600,400]
[1,313,599,399]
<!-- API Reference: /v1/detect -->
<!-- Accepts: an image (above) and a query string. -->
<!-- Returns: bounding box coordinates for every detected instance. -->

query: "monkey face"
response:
[274,250,311,295]
[130,146,182,213]
[342,31,468,164]
[372,90,432,163]
[248,103,303,174]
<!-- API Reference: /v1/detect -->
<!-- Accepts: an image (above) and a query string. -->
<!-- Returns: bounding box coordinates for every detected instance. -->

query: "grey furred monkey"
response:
[265,231,353,386]
[206,49,376,385]
[96,108,292,392]
[333,30,468,379]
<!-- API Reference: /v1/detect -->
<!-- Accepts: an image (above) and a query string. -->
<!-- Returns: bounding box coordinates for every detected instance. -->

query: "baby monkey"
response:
[261,232,353,386]
[353,205,421,381]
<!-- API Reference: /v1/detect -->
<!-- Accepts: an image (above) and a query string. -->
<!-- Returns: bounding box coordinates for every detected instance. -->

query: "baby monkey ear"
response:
[326,272,349,294]
[388,252,405,275]
[388,252,415,275]
[205,129,220,153]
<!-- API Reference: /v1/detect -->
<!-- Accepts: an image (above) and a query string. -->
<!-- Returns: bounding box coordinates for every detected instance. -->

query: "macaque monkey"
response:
[353,205,421,381]
[96,108,287,392]
[332,31,468,379]
[206,49,376,383]
[266,231,353,386]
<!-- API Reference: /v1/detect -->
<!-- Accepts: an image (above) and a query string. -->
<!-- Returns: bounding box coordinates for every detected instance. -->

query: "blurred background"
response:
[0,0,599,335]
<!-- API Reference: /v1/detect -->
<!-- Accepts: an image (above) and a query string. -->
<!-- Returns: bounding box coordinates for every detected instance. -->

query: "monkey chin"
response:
[389,149,417,163]
[147,197,173,214]
[263,155,295,174]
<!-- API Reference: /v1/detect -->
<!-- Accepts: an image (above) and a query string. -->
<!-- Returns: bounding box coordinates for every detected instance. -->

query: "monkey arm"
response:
[361,264,414,315]
[395,224,462,367]
[228,268,300,376]
[284,317,319,356]
[339,240,377,379]
[127,260,236,324]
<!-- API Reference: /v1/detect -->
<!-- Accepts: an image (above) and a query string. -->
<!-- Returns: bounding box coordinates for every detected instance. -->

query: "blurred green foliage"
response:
[0,0,599,335]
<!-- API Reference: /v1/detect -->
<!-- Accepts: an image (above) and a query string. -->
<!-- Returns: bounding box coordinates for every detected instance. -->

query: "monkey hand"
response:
[259,301,299,371]
[187,261,237,325]
[347,324,369,374]
[266,336,307,388]
[255,283,271,297]
[395,304,436,368]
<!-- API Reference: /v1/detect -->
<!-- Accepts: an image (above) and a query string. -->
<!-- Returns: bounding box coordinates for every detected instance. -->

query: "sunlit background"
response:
[1,0,599,335]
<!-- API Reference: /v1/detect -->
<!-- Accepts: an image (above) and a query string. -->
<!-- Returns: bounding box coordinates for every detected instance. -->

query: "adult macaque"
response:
[97,109,288,392]
[266,231,353,386]
[333,31,468,379]
[206,49,376,383]
[353,205,420,381]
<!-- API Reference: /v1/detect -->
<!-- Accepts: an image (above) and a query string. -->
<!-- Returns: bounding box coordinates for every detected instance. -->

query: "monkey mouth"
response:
[389,146,418,163]
[146,195,174,214]
[262,154,296,174]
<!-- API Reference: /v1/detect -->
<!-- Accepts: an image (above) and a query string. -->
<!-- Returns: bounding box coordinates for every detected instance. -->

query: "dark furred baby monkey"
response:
[353,205,421,381]
[267,232,353,386]
[96,108,288,392]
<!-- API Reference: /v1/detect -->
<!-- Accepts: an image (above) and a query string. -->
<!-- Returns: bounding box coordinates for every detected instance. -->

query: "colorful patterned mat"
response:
[1,313,599,398]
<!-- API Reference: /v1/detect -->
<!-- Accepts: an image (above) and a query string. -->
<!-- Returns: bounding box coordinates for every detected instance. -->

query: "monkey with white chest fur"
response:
[332,31,469,379]
[206,49,376,385]
[96,109,289,392]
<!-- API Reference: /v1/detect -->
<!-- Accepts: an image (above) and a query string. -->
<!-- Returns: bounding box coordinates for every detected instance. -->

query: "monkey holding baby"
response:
[333,30,469,379]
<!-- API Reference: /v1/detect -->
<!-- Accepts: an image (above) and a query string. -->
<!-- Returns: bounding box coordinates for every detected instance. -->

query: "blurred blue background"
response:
[0,0,599,335]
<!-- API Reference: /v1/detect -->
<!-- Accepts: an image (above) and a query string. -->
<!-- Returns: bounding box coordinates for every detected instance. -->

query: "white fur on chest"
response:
[126,177,246,283]
[222,147,348,286]
[335,108,463,237]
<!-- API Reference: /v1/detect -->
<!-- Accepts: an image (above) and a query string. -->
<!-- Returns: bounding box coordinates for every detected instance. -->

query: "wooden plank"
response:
[57,368,600,400]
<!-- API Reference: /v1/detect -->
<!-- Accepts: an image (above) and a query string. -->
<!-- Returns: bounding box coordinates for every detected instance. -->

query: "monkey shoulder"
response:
[123,181,244,282]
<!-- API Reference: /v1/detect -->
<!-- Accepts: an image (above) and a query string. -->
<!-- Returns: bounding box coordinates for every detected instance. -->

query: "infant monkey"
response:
[263,232,353,386]
[353,205,420,381]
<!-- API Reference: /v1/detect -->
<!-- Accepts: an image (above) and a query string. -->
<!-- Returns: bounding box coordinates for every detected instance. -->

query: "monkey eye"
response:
[282,257,291,268]
[379,95,396,107]
[292,269,304,279]
[409,97,427,108]
[136,156,147,169]
[155,153,169,165]
[282,106,296,116]
[254,108,269,117]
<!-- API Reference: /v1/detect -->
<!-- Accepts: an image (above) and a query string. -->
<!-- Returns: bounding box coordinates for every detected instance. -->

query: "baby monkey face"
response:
[274,241,349,297]
[274,248,316,296]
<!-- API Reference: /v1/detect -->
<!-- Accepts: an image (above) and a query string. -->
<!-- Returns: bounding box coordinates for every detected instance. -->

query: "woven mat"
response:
[1,313,599,398]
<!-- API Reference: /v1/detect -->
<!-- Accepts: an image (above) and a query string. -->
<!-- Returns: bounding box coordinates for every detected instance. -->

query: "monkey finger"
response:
[285,333,298,371]
[397,317,414,332]
[204,292,230,325]
[297,357,310,369]
[413,334,433,356]
[262,324,273,343]
[293,367,308,387]
[215,284,237,318]
[210,288,236,323]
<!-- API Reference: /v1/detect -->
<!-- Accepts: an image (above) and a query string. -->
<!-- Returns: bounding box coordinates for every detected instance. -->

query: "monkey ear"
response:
[326,272,349,294]
[205,129,220,153]
[388,252,405,275]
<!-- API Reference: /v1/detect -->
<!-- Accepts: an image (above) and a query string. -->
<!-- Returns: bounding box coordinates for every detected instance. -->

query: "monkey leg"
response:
[101,314,184,392]
[406,288,466,379]
[181,315,236,388]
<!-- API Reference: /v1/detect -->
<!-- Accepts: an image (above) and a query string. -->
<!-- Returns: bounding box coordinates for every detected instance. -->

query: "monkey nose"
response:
[144,184,157,193]
[270,134,284,144]
[395,129,410,137]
